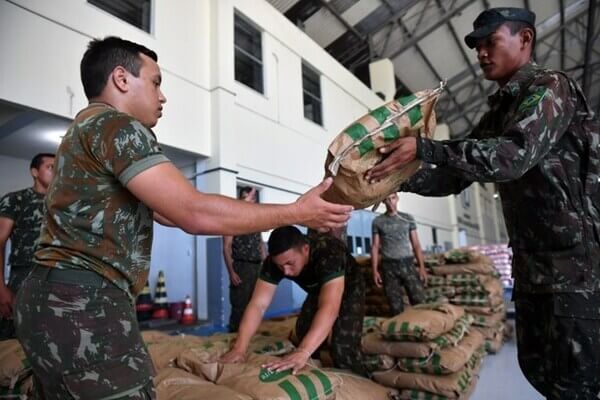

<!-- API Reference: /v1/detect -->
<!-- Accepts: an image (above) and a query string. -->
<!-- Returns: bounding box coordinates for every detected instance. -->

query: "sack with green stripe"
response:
[322,84,445,209]
[155,367,251,400]
[380,303,464,342]
[395,330,484,375]
[0,339,31,389]
[325,368,400,400]
[210,354,341,400]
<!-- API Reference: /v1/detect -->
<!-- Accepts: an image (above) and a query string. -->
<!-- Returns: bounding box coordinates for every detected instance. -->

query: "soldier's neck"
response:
[32,180,48,195]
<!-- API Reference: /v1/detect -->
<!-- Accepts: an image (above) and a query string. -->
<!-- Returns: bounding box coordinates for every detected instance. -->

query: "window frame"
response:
[302,62,323,126]
[87,0,153,34]
[234,12,264,94]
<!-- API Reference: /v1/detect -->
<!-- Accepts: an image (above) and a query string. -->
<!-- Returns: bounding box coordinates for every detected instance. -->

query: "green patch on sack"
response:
[259,368,291,382]
[398,94,423,126]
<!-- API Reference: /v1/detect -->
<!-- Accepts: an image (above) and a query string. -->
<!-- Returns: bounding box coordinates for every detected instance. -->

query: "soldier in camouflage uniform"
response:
[221,226,368,376]
[366,8,599,399]
[15,37,352,399]
[223,187,267,332]
[371,192,427,315]
[0,153,54,340]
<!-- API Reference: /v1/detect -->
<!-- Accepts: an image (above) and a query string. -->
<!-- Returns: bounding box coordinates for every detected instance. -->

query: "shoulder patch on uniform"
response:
[518,87,548,113]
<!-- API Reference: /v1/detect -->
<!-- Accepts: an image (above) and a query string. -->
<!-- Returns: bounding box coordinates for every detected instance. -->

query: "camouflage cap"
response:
[464,7,536,48]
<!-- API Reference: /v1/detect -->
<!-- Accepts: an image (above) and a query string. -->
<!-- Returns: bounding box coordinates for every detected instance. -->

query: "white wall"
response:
[0,0,211,155]
[0,155,32,196]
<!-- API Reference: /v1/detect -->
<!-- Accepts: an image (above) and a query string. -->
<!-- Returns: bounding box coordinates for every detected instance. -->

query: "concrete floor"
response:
[472,338,543,400]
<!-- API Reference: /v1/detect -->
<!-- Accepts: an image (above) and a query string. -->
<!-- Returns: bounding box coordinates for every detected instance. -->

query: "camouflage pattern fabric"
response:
[400,62,599,395]
[0,267,32,340]
[380,257,425,315]
[14,272,155,399]
[263,235,368,376]
[34,103,170,298]
[228,260,260,332]
[231,232,263,263]
[0,188,45,267]
[515,292,600,399]
[372,212,417,259]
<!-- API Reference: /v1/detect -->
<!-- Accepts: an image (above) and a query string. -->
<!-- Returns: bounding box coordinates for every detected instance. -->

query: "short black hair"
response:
[268,226,308,257]
[80,36,158,99]
[504,21,536,54]
[238,186,254,199]
[30,153,55,170]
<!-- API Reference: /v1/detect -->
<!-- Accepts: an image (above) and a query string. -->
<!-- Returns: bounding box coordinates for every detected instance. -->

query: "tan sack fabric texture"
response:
[380,303,465,341]
[322,89,441,209]
[326,369,399,400]
[154,367,252,400]
[395,375,480,400]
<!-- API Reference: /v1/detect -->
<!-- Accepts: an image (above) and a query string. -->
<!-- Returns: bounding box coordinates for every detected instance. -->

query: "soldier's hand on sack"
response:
[220,348,247,363]
[366,137,417,182]
[230,271,242,286]
[295,178,353,231]
[261,348,311,375]
[0,285,14,319]
[373,271,383,288]
[419,269,429,286]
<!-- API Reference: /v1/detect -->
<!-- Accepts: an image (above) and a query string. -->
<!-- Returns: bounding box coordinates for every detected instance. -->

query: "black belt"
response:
[30,267,106,288]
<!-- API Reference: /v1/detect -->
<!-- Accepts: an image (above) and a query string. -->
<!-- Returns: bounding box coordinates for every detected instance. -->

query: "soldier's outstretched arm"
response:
[368,73,575,183]
[400,166,473,196]
[126,163,352,235]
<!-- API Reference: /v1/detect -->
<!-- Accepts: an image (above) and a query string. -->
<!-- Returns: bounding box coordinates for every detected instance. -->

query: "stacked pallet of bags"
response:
[425,249,508,354]
[468,244,513,288]
[0,339,34,398]
[362,303,486,399]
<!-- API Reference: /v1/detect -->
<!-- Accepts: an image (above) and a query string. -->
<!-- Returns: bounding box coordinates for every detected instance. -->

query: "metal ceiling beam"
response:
[384,0,479,60]
[316,0,365,41]
[582,0,598,98]
[368,0,428,37]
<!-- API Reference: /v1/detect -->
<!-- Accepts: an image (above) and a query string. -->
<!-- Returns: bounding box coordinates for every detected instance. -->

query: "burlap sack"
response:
[380,303,465,341]
[154,367,251,400]
[257,316,298,339]
[395,374,479,400]
[424,254,446,268]
[147,335,209,370]
[484,332,504,354]
[432,262,496,276]
[363,353,396,372]
[0,339,30,388]
[362,314,473,359]
[204,355,342,400]
[469,310,506,327]
[426,275,447,287]
[473,322,504,340]
[326,369,399,400]
[322,87,443,209]
[372,349,484,398]
[362,316,388,333]
[424,286,456,302]
[450,293,504,308]
[396,330,485,375]
[462,303,505,316]
[445,274,492,288]
[453,278,504,298]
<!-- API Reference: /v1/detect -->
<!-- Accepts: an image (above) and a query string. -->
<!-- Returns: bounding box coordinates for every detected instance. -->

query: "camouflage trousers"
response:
[0,265,33,340]
[381,258,425,315]
[514,291,600,399]
[229,260,261,332]
[294,275,368,377]
[14,267,156,400]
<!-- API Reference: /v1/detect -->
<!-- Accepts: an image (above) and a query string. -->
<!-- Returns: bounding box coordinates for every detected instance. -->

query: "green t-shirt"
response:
[34,103,170,297]
[0,187,45,267]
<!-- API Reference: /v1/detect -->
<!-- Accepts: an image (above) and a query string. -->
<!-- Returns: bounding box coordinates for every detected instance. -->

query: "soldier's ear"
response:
[520,27,534,52]
[111,66,129,93]
[30,167,39,179]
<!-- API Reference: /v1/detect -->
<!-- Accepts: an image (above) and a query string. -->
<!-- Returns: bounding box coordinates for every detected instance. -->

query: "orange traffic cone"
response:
[152,271,169,319]
[180,295,195,325]
[135,280,153,321]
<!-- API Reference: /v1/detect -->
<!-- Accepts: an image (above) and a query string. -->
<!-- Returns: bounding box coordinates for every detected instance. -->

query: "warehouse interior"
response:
[0,0,598,399]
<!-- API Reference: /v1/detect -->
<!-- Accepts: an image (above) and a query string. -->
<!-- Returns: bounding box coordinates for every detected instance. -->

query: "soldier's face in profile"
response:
[271,244,310,277]
[32,156,55,189]
[126,54,167,128]
[384,193,398,211]
[475,24,528,85]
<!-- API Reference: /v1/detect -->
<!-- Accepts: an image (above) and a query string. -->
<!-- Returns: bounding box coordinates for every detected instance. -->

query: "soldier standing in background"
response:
[223,186,267,332]
[0,153,54,340]
[366,8,599,399]
[371,192,427,315]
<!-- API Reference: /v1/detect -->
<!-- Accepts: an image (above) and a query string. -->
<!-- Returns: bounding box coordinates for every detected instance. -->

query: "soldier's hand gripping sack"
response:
[322,86,443,209]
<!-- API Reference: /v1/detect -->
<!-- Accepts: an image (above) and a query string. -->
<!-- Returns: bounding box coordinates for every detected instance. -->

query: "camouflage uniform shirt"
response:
[232,233,263,262]
[372,212,417,260]
[402,62,600,294]
[34,103,170,297]
[0,188,45,267]
[260,235,360,297]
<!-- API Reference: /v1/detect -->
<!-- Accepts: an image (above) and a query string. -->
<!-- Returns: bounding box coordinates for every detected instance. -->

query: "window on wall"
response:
[302,63,323,125]
[88,0,152,32]
[234,13,264,93]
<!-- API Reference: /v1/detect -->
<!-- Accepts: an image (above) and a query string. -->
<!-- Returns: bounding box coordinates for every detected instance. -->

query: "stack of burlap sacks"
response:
[468,244,514,288]
[424,249,509,354]
[0,315,399,400]
[361,303,486,399]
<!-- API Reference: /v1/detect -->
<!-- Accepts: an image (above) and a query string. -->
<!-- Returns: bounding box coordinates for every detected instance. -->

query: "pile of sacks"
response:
[424,249,508,353]
[0,316,399,400]
[468,244,513,288]
[362,303,485,399]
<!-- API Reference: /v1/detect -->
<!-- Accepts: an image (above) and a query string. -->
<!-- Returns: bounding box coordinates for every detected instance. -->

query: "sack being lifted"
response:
[323,82,445,209]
